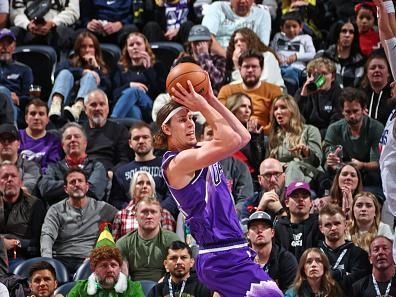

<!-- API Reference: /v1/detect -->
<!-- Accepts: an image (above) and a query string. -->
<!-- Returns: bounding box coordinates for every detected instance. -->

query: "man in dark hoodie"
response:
[274,181,323,261]
[247,211,298,292]
[148,241,212,297]
[318,204,371,295]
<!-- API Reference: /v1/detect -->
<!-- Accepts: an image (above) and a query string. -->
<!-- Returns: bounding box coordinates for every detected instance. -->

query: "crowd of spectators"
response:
[0,0,395,296]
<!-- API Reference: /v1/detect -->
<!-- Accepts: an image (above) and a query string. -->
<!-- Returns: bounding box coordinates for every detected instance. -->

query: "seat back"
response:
[12,257,69,284]
[54,281,76,296]
[139,279,157,296]
[13,45,57,101]
[100,43,121,77]
[73,260,92,281]
[150,42,184,73]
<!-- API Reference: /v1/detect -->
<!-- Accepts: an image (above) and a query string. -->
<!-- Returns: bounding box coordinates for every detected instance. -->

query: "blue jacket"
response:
[81,0,134,26]
[0,60,33,104]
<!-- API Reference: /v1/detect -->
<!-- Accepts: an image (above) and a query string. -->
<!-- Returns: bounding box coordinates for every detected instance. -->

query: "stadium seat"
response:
[13,45,57,101]
[12,257,69,284]
[109,118,141,130]
[139,279,157,296]
[73,260,91,281]
[100,43,121,76]
[54,281,76,296]
[150,41,184,73]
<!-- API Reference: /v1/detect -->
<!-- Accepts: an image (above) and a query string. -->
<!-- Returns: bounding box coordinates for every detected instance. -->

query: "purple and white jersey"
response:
[162,150,244,245]
[162,150,283,297]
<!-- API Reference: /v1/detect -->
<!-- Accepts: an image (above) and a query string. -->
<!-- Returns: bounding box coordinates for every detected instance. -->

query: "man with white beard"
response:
[82,89,131,180]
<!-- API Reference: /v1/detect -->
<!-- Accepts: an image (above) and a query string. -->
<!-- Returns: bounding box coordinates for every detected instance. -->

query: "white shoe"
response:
[64,102,83,122]
[48,100,61,120]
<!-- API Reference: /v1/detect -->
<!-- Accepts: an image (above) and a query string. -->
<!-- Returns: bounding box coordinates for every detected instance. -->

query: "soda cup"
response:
[29,85,42,98]
[306,73,326,92]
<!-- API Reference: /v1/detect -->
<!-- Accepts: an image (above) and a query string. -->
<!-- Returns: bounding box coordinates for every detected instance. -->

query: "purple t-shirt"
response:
[18,130,62,174]
[162,150,244,245]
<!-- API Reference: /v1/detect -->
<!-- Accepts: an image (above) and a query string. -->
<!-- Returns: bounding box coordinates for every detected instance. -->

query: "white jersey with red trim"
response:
[379,108,396,264]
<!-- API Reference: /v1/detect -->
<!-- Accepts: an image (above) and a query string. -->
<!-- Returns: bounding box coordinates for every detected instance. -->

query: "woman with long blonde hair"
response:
[285,248,344,297]
[268,94,323,186]
[349,192,393,252]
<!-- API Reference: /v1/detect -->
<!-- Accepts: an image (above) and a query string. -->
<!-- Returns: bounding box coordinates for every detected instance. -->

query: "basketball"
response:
[166,62,209,97]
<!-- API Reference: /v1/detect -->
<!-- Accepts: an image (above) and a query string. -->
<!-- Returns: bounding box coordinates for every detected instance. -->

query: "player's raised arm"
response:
[157,81,248,187]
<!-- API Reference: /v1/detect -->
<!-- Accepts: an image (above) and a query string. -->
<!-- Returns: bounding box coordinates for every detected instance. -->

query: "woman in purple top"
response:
[156,78,282,297]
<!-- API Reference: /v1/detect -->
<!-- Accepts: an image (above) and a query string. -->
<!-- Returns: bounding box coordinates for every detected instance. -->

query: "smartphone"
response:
[33,17,46,25]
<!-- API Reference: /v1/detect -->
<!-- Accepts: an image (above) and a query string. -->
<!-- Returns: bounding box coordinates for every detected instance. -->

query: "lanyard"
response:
[168,277,186,297]
[321,248,347,270]
[372,274,392,296]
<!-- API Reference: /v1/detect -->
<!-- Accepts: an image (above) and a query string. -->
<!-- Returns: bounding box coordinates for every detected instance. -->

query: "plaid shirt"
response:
[112,201,176,240]
[196,53,226,93]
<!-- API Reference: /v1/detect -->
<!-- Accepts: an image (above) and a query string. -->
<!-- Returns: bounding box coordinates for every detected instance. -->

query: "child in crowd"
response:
[271,11,316,94]
[355,2,380,56]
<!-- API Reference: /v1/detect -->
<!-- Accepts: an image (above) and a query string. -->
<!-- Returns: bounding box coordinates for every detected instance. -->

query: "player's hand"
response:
[171,80,208,111]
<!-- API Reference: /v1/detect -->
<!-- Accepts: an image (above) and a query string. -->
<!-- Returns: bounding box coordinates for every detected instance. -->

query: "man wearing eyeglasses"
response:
[274,181,323,261]
[218,49,282,135]
[241,158,287,220]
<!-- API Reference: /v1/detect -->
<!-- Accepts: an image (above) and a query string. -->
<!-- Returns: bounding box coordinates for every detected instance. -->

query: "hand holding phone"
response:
[33,17,46,25]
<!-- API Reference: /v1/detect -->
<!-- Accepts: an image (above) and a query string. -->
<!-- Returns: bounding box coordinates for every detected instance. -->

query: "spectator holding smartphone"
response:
[9,0,79,56]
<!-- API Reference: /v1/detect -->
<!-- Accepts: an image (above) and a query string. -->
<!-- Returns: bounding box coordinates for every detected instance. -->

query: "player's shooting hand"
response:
[171,80,208,111]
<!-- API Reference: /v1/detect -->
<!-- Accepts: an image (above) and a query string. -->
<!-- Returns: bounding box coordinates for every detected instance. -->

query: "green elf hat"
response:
[96,223,116,248]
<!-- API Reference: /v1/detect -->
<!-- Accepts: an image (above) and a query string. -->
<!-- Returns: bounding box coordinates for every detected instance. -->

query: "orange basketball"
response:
[166,62,209,97]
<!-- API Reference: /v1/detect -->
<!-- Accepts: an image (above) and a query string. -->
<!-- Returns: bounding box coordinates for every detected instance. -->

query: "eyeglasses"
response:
[341,29,354,34]
[259,172,283,181]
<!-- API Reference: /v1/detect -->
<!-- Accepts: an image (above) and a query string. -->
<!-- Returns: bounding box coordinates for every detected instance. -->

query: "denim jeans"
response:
[111,87,153,121]
[48,69,98,107]
[281,66,302,95]
[0,86,17,124]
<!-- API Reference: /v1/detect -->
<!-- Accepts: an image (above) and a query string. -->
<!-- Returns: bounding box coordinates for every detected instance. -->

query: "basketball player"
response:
[156,76,283,296]
[374,0,396,264]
